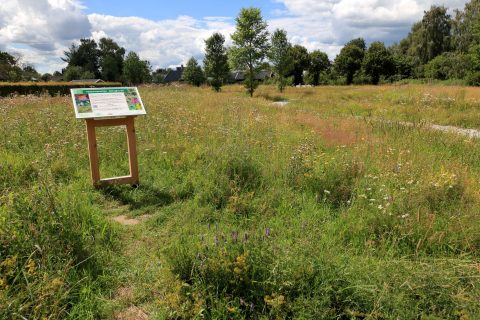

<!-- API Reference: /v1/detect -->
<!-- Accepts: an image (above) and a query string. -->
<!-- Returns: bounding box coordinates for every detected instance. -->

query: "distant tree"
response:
[425,52,473,80]
[390,52,415,79]
[269,29,293,92]
[418,6,452,63]
[347,38,367,51]
[99,38,125,82]
[0,51,22,81]
[41,73,52,82]
[289,45,310,85]
[452,0,480,53]
[363,41,394,84]
[334,38,366,84]
[123,52,152,85]
[81,70,95,80]
[204,32,229,91]
[182,57,205,87]
[22,65,40,81]
[308,50,330,86]
[63,65,83,81]
[63,38,100,77]
[152,68,169,84]
[230,7,270,97]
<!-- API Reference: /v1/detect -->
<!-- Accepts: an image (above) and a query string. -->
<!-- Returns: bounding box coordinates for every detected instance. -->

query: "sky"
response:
[0,0,470,73]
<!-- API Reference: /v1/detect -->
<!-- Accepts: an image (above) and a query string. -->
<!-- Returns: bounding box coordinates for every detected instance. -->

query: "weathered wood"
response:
[85,119,101,183]
[84,116,139,187]
[125,117,139,185]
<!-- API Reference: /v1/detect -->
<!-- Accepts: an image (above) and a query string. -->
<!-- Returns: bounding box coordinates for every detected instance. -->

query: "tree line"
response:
[1,0,480,92]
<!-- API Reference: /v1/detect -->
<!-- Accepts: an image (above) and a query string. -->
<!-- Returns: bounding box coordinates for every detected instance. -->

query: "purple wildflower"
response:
[232,231,238,242]
[265,227,271,238]
[250,302,255,312]
[214,236,219,246]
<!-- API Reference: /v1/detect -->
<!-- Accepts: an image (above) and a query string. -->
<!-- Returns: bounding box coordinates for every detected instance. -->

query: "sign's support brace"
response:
[85,116,139,187]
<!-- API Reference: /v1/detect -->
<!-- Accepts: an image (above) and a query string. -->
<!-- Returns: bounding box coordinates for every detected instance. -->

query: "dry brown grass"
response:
[295,113,372,146]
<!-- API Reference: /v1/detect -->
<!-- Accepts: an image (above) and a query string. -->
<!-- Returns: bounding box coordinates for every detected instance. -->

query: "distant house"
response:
[228,70,274,83]
[163,65,185,83]
[70,79,105,83]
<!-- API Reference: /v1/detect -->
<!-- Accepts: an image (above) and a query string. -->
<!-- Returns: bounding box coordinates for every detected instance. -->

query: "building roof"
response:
[163,66,185,82]
[70,79,105,83]
[228,70,274,82]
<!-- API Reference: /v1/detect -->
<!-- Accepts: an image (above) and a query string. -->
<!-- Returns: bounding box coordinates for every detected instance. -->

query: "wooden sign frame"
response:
[85,116,139,187]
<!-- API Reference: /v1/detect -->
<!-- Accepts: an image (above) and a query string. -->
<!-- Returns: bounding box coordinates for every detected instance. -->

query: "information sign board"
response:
[71,87,146,119]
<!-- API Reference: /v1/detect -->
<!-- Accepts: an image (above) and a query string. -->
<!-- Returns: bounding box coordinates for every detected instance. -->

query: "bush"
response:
[424,53,472,80]
[466,71,480,86]
[0,82,121,97]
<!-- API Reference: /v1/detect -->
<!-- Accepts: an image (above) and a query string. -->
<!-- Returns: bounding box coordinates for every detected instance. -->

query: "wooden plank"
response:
[85,119,101,184]
[125,117,140,185]
[98,176,138,187]
[90,117,130,128]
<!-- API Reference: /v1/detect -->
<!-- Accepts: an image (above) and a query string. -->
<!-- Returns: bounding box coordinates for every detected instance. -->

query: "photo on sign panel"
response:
[125,89,142,110]
[74,94,92,113]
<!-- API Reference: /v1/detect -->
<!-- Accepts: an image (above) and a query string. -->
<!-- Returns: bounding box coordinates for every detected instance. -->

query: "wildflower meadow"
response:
[1,84,480,319]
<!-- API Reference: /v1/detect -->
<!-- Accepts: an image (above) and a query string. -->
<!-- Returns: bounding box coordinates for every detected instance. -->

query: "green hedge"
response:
[0,82,123,97]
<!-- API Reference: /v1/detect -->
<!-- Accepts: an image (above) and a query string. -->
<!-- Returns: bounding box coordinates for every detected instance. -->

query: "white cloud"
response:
[0,0,471,73]
[272,0,469,58]
[87,14,234,70]
[0,0,91,72]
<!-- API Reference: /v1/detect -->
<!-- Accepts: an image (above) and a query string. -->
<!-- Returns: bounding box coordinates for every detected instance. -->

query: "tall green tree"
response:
[0,51,22,81]
[152,68,169,84]
[418,6,452,63]
[63,65,82,81]
[99,38,125,82]
[269,29,293,92]
[452,0,480,53]
[182,57,205,87]
[204,33,229,91]
[230,7,270,97]
[21,65,40,81]
[289,45,310,85]
[334,38,366,84]
[123,52,151,85]
[63,38,100,77]
[363,41,394,85]
[308,50,330,86]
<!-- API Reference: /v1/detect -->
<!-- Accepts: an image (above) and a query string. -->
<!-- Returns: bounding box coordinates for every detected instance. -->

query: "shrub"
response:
[424,53,472,80]
[0,82,121,97]
[466,71,480,86]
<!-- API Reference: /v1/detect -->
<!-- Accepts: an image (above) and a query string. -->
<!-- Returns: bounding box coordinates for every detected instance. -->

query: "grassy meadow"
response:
[1,84,480,319]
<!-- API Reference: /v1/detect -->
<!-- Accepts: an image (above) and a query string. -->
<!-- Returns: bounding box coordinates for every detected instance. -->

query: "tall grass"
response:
[1,85,480,319]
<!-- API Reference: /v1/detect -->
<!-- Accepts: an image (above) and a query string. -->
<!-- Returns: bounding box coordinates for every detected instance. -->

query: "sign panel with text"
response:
[70,87,146,119]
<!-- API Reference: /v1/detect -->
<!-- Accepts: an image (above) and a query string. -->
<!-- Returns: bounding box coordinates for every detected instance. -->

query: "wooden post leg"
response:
[85,119,101,185]
[126,117,139,185]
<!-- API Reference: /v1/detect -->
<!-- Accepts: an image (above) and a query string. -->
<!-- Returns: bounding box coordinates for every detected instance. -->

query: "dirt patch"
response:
[115,306,148,320]
[429,124,480,138]
[272,101,289,107]
[296,114,371,146]
[112,215,151,226]
[116,287,134,302]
